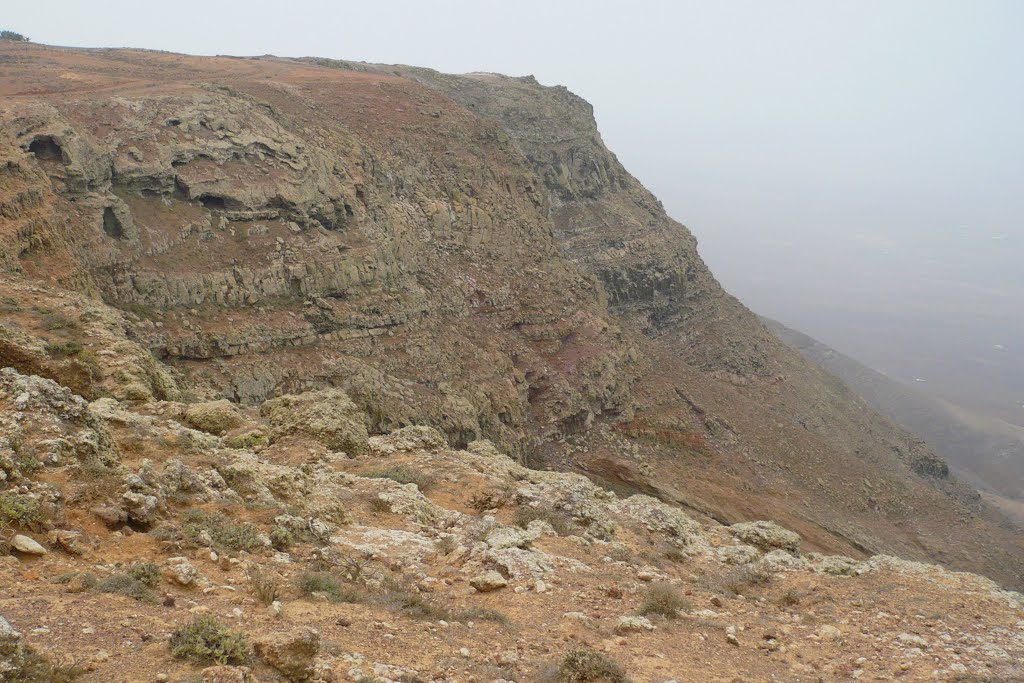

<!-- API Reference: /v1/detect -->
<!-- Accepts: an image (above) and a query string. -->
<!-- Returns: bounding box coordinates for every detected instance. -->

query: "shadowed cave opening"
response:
[102,207,124,240]
[28,136,63,162]
[198,194,227,210]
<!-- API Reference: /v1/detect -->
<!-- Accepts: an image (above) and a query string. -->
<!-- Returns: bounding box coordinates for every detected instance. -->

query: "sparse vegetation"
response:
[458,606,512,626]
[44,341,83,358]
[95,572,157,603]
[2,646,83,682]
[512,504,574,536]
[637,582,691,619]
[713,564,773,597]
[127,561,161,587]
[224,430,267,449]
[247,566,281,606]
[541,647,630,683]
[0,30,30,42]
[434,535,457,555]
[0,492,42,530]
[364,466,436,492]
[297,571,361,603]
[39,312,79,332]
[181,509,262,551]
[169,615,250,665]
[776,586,804,606]
[268,526,294,551]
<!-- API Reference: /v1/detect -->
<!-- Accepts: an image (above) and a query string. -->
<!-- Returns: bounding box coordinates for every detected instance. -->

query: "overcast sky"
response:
[7,0,1024,417]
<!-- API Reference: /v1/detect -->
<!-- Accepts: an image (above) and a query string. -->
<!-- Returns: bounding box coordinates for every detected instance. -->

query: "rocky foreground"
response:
[1,364,1022,682]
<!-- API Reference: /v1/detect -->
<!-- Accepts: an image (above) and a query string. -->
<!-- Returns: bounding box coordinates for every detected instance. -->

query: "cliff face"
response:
[1,42,1023,588]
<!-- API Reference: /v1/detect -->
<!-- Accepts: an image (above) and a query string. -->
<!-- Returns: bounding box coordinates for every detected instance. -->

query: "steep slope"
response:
[0,41,1023,592]
[764,316,1024,510]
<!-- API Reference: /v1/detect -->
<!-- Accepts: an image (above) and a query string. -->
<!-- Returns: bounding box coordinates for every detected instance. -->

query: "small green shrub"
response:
[224,431,267,450]
[0,492,42,529]
[169,615,250,665]
[373,576,453,621]
[716,564,772,597]
[297,572,361,603]
[2,645,82,682]
[458,606,511,626]
[549,647,630,683]
[268,526,294,551]
[127,561,161,587]
[39,312,79,331]
[0,31,30,42]
[247,566,281,606]
[364,466,436,492]
[44,341,83,358]
[512,505,574,536]
[434,536,457,555]
[95,573,156,603]
[181,510,262,551]
[776,586,804,606]
[637,582,691,619]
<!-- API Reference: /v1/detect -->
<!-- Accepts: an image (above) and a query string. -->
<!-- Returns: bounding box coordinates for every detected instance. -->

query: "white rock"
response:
[615,616,655,633]
[11,535,47,555]
[817,624,842,641]
[469,570,507,592]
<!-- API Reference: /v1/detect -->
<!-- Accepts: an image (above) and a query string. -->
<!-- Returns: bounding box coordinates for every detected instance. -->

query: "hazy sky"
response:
[7,1,1024,418]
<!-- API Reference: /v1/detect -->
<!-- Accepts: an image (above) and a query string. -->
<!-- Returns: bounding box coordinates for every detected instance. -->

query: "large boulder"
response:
[183,400,244,435]
[260,389,368,455]
[729,521,801,554]
[253,628,320,682]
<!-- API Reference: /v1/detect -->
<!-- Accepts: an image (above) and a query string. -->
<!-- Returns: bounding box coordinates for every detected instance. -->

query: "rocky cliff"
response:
[1,40,1024,600]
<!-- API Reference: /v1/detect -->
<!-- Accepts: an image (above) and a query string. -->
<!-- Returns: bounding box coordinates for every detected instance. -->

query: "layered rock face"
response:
[1,42,1024,590]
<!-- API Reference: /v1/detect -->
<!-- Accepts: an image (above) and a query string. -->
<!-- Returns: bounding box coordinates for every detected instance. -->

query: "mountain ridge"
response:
[0,40,1022,594]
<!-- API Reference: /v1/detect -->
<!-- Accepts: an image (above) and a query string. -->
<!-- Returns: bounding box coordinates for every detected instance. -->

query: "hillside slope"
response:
[0,41,1023,595]
[764,316,1024,515]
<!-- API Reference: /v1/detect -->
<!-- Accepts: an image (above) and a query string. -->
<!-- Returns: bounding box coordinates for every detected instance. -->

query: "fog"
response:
[8,0,1023,425]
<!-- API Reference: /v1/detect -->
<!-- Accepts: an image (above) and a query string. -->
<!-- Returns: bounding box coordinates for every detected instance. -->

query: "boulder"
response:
[10,535,46,555]
[368,425,447,455]
[615,616,655,633]
[164,558,198,586]
[183,400,244,434]
[729,521,801,554]
[470,570,508,592]
[253,628,320,681]
[260,389,368,455]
